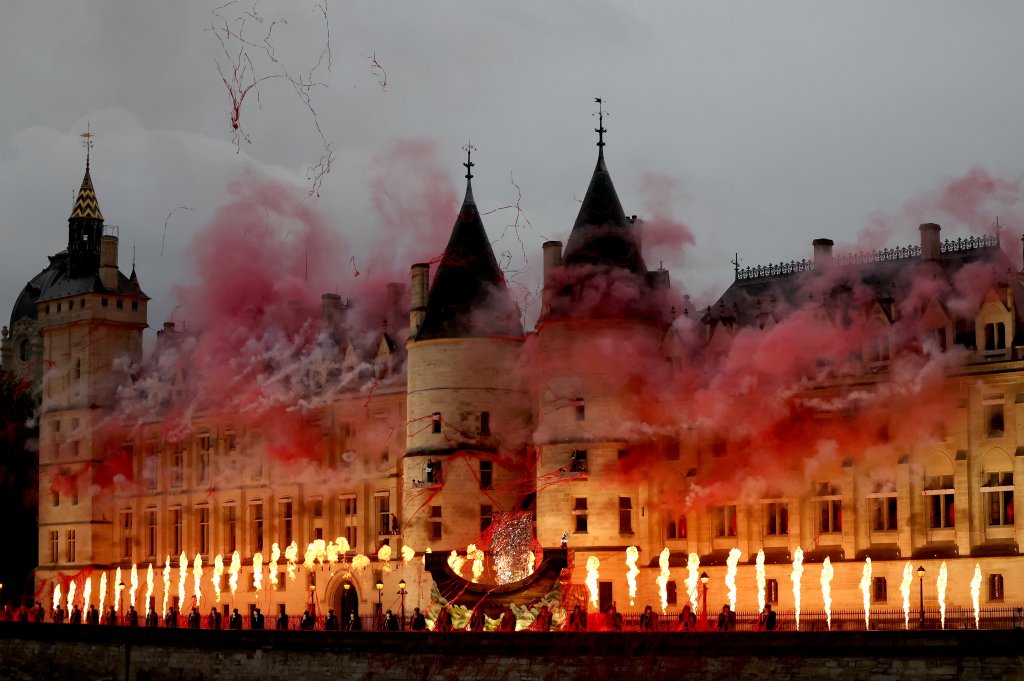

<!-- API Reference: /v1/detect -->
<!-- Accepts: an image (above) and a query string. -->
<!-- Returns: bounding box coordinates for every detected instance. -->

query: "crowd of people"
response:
[0,599,779,632]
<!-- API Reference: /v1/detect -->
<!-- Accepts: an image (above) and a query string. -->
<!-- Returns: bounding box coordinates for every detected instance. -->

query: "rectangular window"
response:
[225,505,237,553]
[52,491,60,507]
[666,580,678,605]
[985,403,1005,438]
[666,515,687,540]
[341,495,357,549]
[984,323,1007,351]
[480,411,490,436]
[280,501,293,546]
[766,579,779,604]
[250,502,264,554]
[171,444,184,487]
[431,413,442,434]
[570,449,588,473]
[764,502,789,536]
[197,506,210,558]
[872,577,887,603]
[171,508,183,556]
[66,530,76,563]
[120,510,133,560]
[814,484,842,534]
[375,493,392,536]
[574,398,585,421]
[989,574,1004,601]
[480,505,493,533]
[925,475,955,529]
[144,509,157,559]
[983,472,1014,527]
[713,505,737,538]
[49,530,59,563]
[144,442,158,490]
[619,497,634,534]
[197,433,210,483]
[573,497,588,533]
[872,496,898,532]
[480,460,493,490]
[224,429,237,452]
[429,505,443,541]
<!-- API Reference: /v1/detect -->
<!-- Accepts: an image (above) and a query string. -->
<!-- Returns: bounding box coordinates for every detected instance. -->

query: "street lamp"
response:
[375,580,384,630]
[917,566,926,629]
[397,579,408,631]
[308,583,317,619]
[700,572,710,630]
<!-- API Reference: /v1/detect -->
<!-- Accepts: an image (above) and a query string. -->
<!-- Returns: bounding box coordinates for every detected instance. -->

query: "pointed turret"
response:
[415,150,523,340]
[69,159,104,222]
[67,156,105,278]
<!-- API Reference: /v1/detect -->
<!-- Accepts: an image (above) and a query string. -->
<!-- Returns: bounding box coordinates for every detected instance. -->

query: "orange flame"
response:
[755,549,766,613]
[899,562,912,630]
[269,544,280,588]
[467,544,484,583]
[585,556,600,610]
[685,552,700,611]
[378,545,393,573]
[970,563,981,630]
[937,561,948,629]
[252,552,263,594]
[66,580,76,613]
[145,564,154,616]
[228,550,241,596]
[129,563,139,608]
[446,550,466,578]
[161,559,171,618]
[791,547,803,630]
[212,554,224,602]
[527,551,536,576]
[625,546,640,606]
[351,554,370,571]
[820,557,833,631]
[859,558,872,630]
[113,566,122,614]
[655,548,670,614]
[99,572,108,615]
[285,541,299,581]
[726,548,741,612]
[401,545,415,564]
[83,576,92,611]
[193,554,203,607]
[53,581,62,612]
[177,552,187,609]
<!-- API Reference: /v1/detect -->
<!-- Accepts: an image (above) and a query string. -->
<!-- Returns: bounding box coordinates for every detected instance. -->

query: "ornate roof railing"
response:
[735,234,1000,282]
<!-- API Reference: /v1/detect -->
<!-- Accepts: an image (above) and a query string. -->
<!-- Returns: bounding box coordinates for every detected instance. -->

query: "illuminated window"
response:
[224,505,237,553]
[375,493,392,536]
[197,506,210,558]
[765,502,789,536]
[872,496,898,532]
[120,510,133,560]
[983,471,1014,527]
[925,474,955,529]
[250,502,264,554]
[713,505,737,538]
[766,579,779,604]
[989,573,1004,601]
[814,483,842,534]
[144,509,157,559]
[872,577,887,603]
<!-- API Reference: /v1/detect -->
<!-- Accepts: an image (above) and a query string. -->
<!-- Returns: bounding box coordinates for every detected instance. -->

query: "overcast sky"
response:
[2,1,1023,335]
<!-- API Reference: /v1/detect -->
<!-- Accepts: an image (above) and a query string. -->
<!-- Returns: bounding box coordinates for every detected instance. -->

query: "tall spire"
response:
[70,127,103,221]
[594,97,606,148]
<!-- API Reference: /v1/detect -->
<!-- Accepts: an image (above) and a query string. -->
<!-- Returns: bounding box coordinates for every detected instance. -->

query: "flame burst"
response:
[269,544,280,588]
[145,564,154,616]
[193,554,203,607]
[401,545,415,564]
[114,566,122,614]
[820,557,834,631]
[285,541,299,581]
[860,558,872,630]
[791,547,804,631]
[467,544,484,583]
[66,580,76,613]
[351,554,370,571]
[656,548,671,615]
[252,552,263,594]
[755,549,766,613]
[585,556,600,610]
[726,548,741,612]
[129,563,139,608]
[899,562,913,630]
[527,551,536,576]
[53,581,62,612]
[937,561,948,630]
[162,559,171,618]
[229,550,241,596]
[83,577,92,611]
[626,546,640,606]
[177,552,188,609]
[378,544,393,573]
[213,554,224,602]
[685,553,700,611]
[970,563,982,630]
[99,572,108,615]
[447,550,466,577]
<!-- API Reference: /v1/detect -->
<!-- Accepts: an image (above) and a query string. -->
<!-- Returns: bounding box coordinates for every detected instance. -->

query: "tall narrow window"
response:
[375,493,391,536]
[619,497,634,534]
[429,505,443,540]
[570,449,588,473]
[197,432,210,483]
[281,501,293,546]
[574,398,585,421]
[250,502,264,554]
[197,506,210,558]
[171,508,183,556]
[925,474,955,529]
[479,460,493,489]
[814,483,842,534]
[983,472,1014,526]
[989,574,1004,601]
[49,531,59,563]
[225,505,238,553]
[667,581,678,605]
[171,444,184,487]
[872,577,888,603]
[713,505,737,538]
[66,530,76,563]
[985,402,1005,438]
[573,498,588,533]
[766,579,779,604]
[480,411,490,436]
[144,442,158,490]
[480,505,493,532]
[872,495,898,532]
[765,502,789,536]
[145,509,157,559]
[120,510,134,560]
[431,413,442,434]
[341,495,357,549]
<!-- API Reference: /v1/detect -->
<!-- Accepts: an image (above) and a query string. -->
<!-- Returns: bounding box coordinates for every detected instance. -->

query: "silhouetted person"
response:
[252,607,265,630]
[675,604,696,631]
[532,605,552,631]
[497,606,516,632]
[346,612,362,631]
[716,604,735,632]
[87,605,100,626]
[229,608,242,630]
[207,607,219,629]
[187,607,201,629]
[19,605,31,623]
[165,606,179,628]
[276,607,289,630]
[607,602,623,631]
[69,604,82,625]
[325,609,339,631]
[145,609,159,628]
[639,605,656,631]
[299,610,315,630]
[411,607,426,631]
[468,607,485,632]
[33,602,45,623]
[568,604,586,631]
[756,603,777,631]
[105,607,117,626]
[53,605,65,624]
[433,606,452,632]
[384,609,399,631]
[128,605,139,627]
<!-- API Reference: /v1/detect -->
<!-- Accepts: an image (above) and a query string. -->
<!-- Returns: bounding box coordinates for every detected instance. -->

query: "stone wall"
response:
[2,623,1023,681]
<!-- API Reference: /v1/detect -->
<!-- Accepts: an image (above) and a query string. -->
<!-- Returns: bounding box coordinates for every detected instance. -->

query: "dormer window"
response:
[984,322,1006,351]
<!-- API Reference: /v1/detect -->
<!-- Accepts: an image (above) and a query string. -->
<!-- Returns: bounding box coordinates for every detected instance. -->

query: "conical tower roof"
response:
[69,160,104,221]
[561,147,646,275]
[416,160,523,340]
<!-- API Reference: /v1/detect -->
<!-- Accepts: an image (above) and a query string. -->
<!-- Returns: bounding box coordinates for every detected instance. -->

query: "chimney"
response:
[99,232,119,290]
[409,263,430,338]
[812,238,834,269]
[543,241,563,284]
[919,223,941,260]
[321,293,343,327]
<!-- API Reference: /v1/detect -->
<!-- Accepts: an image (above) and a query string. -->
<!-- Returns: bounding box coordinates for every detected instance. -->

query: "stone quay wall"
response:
[1,623,1023,681]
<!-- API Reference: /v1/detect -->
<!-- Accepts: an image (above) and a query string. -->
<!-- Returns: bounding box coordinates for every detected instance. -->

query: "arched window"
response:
[18,338,30,361]
[981,451,1014,528]
[924,453,955,529]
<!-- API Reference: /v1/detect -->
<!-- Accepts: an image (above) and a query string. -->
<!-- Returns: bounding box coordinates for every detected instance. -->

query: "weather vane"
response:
[594,97,607,148]
[80,122,94,165]
[462,142,476,180]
